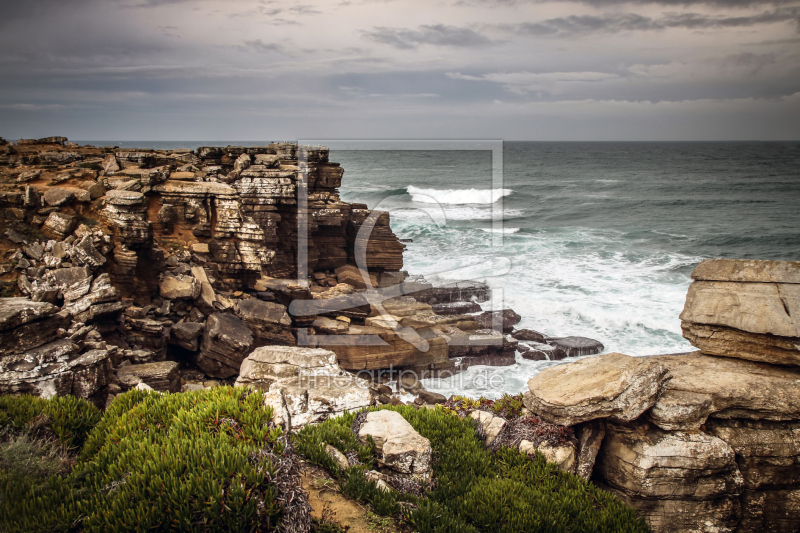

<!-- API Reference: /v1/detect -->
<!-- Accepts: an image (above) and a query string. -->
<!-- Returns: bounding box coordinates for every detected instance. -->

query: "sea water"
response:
[333,142,800,398]
[84,140,800,398]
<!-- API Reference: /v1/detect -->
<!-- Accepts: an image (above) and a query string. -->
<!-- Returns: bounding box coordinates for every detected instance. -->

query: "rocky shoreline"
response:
[1,136,798,532]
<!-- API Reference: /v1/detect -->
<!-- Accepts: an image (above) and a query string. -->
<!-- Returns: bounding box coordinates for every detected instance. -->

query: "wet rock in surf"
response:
[545,336,604,358]
[473,309,521,333]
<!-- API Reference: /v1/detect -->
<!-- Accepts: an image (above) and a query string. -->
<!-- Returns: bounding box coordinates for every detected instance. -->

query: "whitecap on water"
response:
[406,185,512,205]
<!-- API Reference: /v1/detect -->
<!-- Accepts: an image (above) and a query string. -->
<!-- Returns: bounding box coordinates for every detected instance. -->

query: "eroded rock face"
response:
[523,352,671,426]
[597,420,744,501]
[235,299,294,346]
[646,352,800,431]
[195,313,253,378]
[680,259,800,366]
[358,410,432,477]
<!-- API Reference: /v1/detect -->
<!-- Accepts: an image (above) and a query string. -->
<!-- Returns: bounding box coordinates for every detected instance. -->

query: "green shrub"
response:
[295,404,650,533]
[0,387,290,533]
[0,394,101,449]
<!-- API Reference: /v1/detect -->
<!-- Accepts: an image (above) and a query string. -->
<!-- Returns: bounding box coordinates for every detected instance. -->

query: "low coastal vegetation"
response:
[1,388,649,532]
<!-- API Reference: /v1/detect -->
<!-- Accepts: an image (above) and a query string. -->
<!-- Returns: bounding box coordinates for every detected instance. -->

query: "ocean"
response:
[82,141,800,398]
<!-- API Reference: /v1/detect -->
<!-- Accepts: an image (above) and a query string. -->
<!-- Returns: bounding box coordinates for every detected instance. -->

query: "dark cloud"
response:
[460,0,800,6]
[503,7,800,37]
[362,24,497,49]
[237,39,287,53]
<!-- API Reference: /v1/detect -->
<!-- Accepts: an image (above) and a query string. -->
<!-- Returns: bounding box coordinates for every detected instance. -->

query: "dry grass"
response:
[0,428,74,481]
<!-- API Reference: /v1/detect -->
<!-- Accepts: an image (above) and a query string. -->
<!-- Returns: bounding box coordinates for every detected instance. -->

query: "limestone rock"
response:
[117,361,180,393]
[234,345,345,391]
[358,410,432,476]
[42,212,77,238]
[43,187,76,207]
[738,488,800,533]
[195,313,253,378]
[705,418,800,491]
[412,281,489,305]
[608,490,741,533]
[523,352,670,426]
[234,346,373,429]
[575,419,606,480]
[170,321,204,351]
[597,420,744,501]
[470,410,506,445]
[325,444,350,471]
[0,297,60,331]
[512,329,547,343]
[159,274,200,300]
[691,258,800,284]
[235,299,294,346]
[417,389,446,404]
[262,389,291,431]
[680,259,800,366]
[335,264,377,290]
[519,439,577,474]
[280,376,372,428]
[0,299,70,356]
[646,352,800,431]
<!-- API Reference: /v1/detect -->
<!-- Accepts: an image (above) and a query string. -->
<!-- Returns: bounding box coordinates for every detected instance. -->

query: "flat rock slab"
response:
[117,361,180,393]
[524,352,670,426]
[691,258,800,284]
[646,352,800,431]
[0,297,59,331]
[358,410,432,476]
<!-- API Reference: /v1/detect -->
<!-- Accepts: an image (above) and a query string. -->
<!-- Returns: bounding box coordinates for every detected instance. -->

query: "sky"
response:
[0,0,799,140]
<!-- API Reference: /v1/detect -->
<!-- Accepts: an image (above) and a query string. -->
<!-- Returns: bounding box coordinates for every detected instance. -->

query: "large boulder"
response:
[358,410,432,478]
[234,346,372,428]
[680,259,800,366]
[195,313,253,378]
[646,352,800,431]
[523,352,670,426]
[234,345,345,390]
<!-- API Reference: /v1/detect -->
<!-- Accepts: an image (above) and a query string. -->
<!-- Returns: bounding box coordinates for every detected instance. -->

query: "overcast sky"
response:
[1,0,798,140]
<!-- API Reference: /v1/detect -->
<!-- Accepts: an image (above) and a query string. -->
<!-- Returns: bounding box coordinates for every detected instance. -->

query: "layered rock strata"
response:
[523,259,800,533]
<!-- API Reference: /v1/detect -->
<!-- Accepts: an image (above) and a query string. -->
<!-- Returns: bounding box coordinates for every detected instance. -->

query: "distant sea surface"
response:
[82,141,800,397]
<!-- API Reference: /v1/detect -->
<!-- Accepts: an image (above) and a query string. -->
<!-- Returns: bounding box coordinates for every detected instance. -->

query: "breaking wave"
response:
[407,185,512,205]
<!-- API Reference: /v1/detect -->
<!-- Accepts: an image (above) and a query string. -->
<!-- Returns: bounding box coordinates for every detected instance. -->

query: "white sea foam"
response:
[396,224,699,397]
[479,227,520,234]
[407,185,512,205]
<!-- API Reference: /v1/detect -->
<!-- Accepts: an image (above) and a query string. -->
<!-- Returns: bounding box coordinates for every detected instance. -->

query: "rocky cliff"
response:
[0,137,520,408]
[524,259,800,533]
